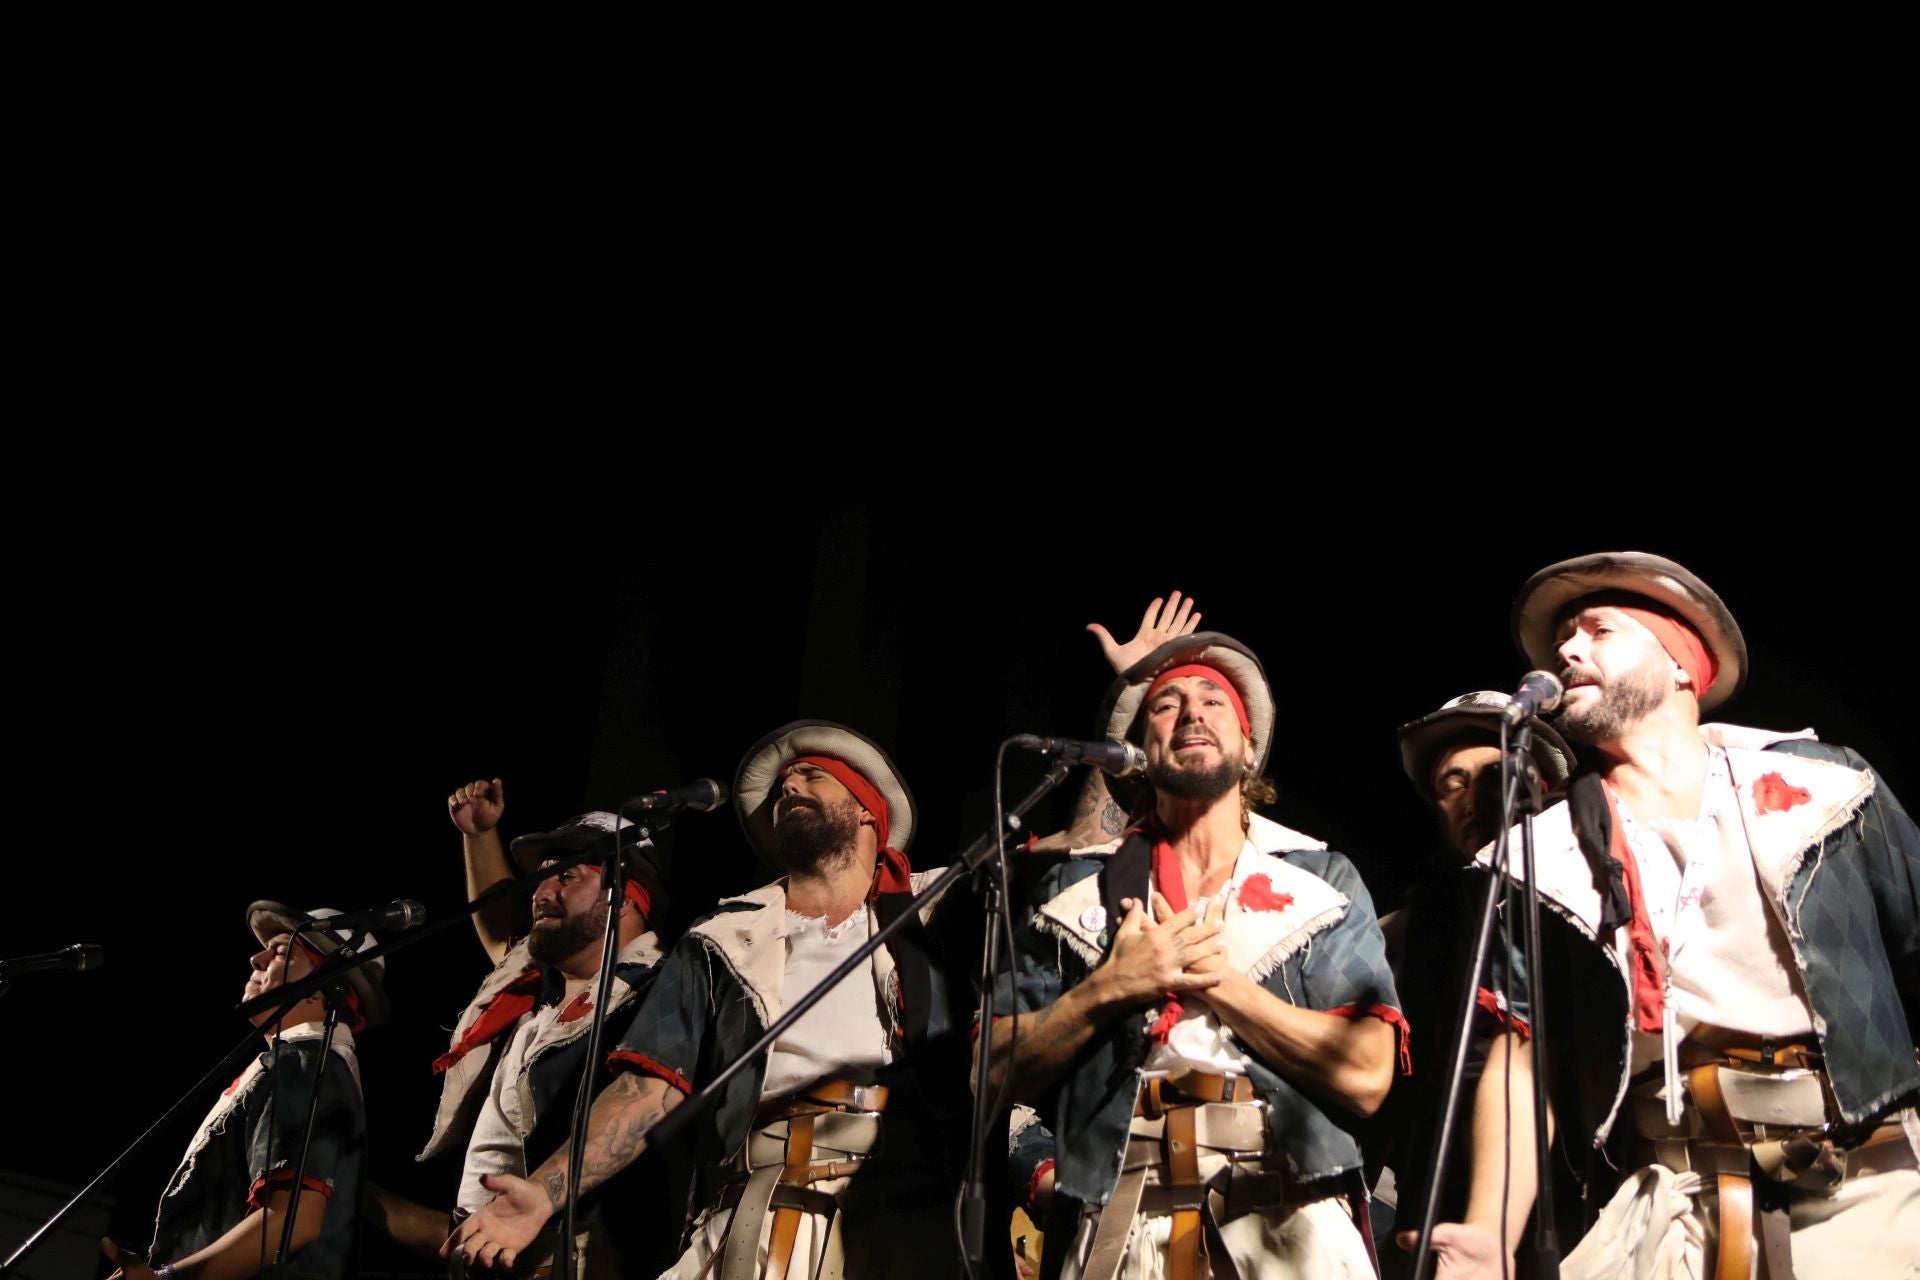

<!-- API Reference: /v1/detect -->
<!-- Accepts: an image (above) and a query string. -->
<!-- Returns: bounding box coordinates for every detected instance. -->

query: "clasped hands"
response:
[1099,892,1234,1009]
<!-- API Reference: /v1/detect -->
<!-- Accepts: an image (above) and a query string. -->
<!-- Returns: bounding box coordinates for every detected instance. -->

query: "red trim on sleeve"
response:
[1321,1003,1413,1076]
[1475,988,1533,1041]
[1026,1158,1056,1212]
[248,1173,332,1210]
[607,1048,693,1096]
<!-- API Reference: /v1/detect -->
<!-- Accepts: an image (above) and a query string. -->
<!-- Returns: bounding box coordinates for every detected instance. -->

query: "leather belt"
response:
[1140,1070,1257,1112]
[720,1080,888,1280]
[1081,1073,1266,1280]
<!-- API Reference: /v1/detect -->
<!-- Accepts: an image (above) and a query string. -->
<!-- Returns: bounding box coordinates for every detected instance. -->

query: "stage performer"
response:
[447,721,969,1278]
[1377,692,1578,1277]
[987,628,1406,1280]
[103,903,388,1280]
[373,780,673,1276]
[1419,551,1919,1280]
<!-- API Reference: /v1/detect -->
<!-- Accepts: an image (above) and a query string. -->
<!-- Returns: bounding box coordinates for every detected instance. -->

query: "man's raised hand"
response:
[1087,591,1203,675]
[449,778,505,836]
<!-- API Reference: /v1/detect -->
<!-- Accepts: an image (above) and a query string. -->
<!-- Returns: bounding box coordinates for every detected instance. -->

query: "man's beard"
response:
[529,898,611,965]
[1556,655,1670,744]
[1148,751,1244,802]
[771,794,863,873]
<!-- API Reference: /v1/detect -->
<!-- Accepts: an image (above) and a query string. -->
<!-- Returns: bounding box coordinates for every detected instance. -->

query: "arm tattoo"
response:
[538,1166,567,1210]
[573,1074,673,1199]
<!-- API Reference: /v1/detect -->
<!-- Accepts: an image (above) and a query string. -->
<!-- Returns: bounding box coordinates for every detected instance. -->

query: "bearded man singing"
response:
[447,722,968,1278]
[988,631,1406,1280]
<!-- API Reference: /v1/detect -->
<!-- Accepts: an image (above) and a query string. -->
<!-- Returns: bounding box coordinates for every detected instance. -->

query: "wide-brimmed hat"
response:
[1396,691,1577,800]
[508,811,671,916]
[1511,551,1747,711]
[1098,632,1275,773]
[247,901,393,1031]
[735,720,916,862]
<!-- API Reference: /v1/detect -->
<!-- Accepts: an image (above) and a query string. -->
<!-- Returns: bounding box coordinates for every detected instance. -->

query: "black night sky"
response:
[2,495,1911,1276]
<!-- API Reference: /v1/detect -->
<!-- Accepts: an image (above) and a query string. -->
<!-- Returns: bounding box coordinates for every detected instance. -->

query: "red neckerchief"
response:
[431,966,544,1074]
[1601,784,1666,1034]
[1146,821,1189,1044]
[873,845,913,900]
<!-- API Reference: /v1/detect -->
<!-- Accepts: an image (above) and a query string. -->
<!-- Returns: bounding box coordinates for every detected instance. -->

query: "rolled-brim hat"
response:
[247,901,392,1031]
[1396,691,1577,800]
[1511,551,1748,712]
[1098,632,1275,773]
[508,811,671,917]
[735,720,916,863]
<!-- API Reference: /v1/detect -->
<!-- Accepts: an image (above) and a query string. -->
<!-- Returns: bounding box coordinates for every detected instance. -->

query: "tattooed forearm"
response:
[567,1073,682,1200]
[538,1165,568,1210]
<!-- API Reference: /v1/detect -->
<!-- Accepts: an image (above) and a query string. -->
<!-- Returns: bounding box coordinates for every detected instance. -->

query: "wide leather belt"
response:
[1632,1065,1832,1140]
[1139,1070,1257,1112]
[1081,1074,1267,1280]
[745,1112,885,1170]
[719,1080,889,1280]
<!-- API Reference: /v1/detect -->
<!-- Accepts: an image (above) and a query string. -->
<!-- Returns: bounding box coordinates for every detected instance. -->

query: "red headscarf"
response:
[1145,664,1252,737]
[1604,601,1719,701]
[789,754,914,897]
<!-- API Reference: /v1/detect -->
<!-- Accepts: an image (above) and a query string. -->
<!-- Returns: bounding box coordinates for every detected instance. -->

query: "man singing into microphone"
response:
[986,630,1406,1279]
[369,784,673,1276]
[103,903,387,1279]
[447,722,968,1278]
[1421,552,1919,1280]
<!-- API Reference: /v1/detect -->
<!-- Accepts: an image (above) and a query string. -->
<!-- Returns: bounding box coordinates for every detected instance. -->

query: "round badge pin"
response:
[1079,904,1108,934]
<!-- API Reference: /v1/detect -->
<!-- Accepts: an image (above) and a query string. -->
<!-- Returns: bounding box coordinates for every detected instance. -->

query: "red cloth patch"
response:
[1237,874,1294,914]
[224,1071,249,1097]
[1753,772,1812,815]
[431,966,543,1075]
[557,991,594,1024]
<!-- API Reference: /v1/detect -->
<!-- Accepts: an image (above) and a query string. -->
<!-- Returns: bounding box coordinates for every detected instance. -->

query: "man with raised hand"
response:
[447,723,967,1278]
[989,627,1404,1280]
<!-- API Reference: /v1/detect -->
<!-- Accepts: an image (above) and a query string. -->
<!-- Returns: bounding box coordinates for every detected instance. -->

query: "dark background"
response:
[2,496,1910,1276]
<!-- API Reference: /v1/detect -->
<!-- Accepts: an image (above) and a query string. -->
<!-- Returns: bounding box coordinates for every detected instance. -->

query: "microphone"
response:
[299,900,427,936]
[1010,735,1149,777]
[622,778,730,814]
[1501,671,1566,726]
[0,943,106,977]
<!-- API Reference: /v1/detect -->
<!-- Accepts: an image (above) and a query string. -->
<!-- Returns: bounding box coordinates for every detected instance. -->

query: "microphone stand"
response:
[548,808,660,1280]
[272,935,363,1271]
[640,759,1075,1276]
[1411,717,1559,1280]
[0,841,628,1277]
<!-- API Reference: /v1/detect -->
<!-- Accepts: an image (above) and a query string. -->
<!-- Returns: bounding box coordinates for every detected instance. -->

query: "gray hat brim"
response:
[247,900,392,1031]
[1395,691,1576,799]
[1512,551,1747,711]
[734,721,916,864]
[1098,632,1275,773]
